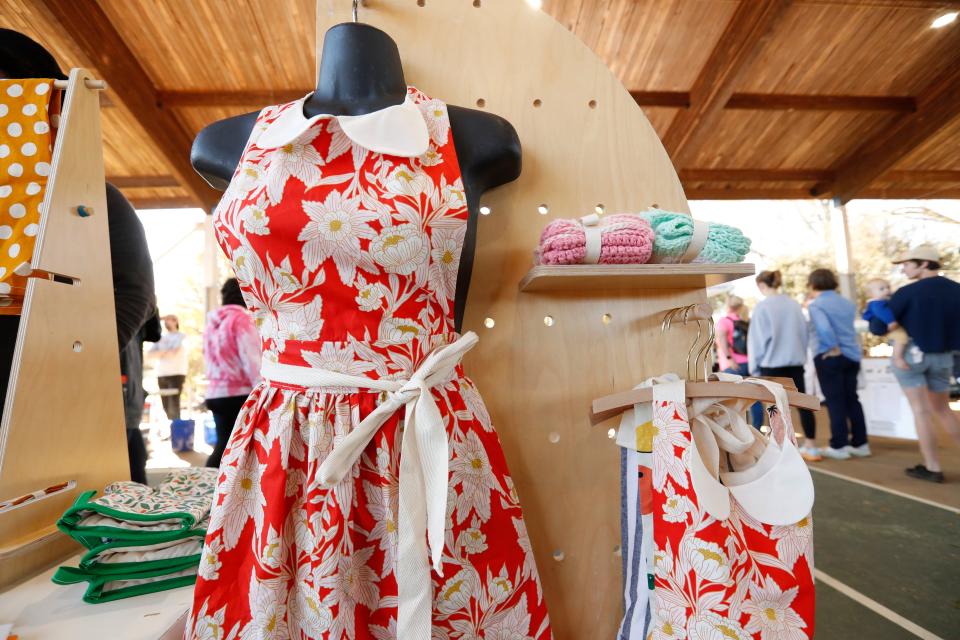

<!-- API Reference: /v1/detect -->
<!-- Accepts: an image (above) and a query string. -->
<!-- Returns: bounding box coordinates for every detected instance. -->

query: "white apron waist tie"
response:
[260,331,479,639]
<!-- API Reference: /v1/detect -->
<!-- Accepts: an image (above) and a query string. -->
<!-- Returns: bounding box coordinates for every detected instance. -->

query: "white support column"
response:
[829,198,856,300]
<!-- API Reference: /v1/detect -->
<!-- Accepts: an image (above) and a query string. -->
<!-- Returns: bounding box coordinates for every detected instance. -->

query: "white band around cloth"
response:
[260,331,479,640]
[679,217,709,263]
[580,213,603,264]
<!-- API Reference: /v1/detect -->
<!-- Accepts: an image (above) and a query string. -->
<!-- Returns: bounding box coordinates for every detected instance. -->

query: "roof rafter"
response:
[812,56,960,202]
[661,0,792,165]
[158,89,917,113]
[40,0,219,210]
[107,175,181,189]
[157,89,306,108]
[685,186,960,200]
[680,169,833,182]
[126,196,198,210]
[724,93,915,112]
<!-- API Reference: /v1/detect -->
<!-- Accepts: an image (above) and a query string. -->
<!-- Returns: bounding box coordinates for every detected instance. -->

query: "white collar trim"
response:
[257,91,430,158]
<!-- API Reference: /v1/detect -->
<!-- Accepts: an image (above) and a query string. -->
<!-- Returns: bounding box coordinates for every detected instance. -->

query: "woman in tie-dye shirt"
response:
[203,277,261,468]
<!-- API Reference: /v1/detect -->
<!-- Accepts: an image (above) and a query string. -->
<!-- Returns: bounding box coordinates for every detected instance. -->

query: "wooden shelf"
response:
[518,263,756,292]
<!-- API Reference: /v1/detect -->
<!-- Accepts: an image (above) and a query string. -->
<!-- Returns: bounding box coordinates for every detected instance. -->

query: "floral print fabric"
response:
[58,467,219,543]
[186,88,550,639]
[649,382,814,640]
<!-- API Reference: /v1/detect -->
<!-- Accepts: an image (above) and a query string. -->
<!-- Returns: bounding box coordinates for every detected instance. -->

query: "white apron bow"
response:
[260,331,479,639]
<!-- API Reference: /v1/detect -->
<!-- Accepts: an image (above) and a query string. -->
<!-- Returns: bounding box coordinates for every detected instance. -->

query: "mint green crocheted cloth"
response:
[640,210,751,263]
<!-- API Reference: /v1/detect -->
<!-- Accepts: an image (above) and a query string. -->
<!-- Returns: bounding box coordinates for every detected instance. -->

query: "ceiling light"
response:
[526,0,542,9]
[931,12,957,28]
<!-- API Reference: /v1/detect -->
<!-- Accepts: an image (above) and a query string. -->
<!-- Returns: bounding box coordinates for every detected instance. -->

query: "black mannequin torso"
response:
[191,23,521,331]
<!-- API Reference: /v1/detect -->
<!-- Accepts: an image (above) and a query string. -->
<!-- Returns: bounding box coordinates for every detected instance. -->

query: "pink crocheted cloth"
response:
[535,214,654,265]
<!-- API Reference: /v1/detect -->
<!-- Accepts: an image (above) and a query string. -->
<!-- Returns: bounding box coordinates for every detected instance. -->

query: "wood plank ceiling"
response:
[2,0,960,207]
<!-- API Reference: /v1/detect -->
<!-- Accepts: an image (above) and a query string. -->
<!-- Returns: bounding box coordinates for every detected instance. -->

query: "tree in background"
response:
[764,206,958,305]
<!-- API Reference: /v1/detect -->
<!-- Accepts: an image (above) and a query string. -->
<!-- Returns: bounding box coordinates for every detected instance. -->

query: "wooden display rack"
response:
[520,263,755,291]
[0,69,129,589]
[319,2,753,636]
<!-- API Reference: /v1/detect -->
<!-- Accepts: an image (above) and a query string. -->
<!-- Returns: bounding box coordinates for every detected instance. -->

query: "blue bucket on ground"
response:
[203,414,217,447]
[170,419,196,452]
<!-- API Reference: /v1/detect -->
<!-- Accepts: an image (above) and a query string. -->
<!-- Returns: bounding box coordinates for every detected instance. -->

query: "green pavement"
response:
[812,472,960,639]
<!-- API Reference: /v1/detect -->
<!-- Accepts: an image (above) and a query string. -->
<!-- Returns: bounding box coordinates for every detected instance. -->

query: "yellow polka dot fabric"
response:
[0,78,54,315]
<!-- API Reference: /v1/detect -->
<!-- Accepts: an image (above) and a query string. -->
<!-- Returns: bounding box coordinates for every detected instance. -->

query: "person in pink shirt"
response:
[715,295,763,428]
[204,278,261,468]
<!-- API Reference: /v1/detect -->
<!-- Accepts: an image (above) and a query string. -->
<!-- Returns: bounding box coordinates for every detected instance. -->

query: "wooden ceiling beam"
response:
[684,186,960,200]
[858,186,960,199]
[107,175,180,189]
[680,169,833,182]
[126,196,197,210]
[881,170,960,182]
[661,0,792,165]
[153,89,921,115]
[40,0,219,210]
[629,91,691,108]
[676,169,960,184]
[157,89,306,108]
[812,58,960,203]
[684,188,816,200]
[794,1,960,8]
[725,94,915,112]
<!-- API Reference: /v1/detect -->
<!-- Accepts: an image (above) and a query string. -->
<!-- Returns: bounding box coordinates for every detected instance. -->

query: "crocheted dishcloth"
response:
[535,214,654,265]
[640,209,751,263]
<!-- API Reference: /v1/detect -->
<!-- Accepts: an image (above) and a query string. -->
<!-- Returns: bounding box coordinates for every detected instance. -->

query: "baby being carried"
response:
[863,278,910,370]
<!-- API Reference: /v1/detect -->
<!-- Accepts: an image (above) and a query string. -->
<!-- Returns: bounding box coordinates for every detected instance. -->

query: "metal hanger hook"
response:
[696,316,716,382]
[683,305,703,381]
[662,306,684,333]
[352,0,360,22]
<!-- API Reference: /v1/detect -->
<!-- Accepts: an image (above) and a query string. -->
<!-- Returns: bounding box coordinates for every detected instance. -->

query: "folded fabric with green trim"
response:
[57,467,218,548]
[77,516,207,571]
[52,563,198,604]
[640,209,751,264]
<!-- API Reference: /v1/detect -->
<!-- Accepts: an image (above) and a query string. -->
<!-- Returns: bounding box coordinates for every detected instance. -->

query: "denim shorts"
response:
[891,349,955,393]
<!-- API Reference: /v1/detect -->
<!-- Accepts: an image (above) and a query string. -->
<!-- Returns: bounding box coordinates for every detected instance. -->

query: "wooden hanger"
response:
[590,303,821,426]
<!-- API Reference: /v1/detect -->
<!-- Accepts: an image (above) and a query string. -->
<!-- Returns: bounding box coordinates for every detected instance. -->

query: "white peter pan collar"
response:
[257,90,430,158]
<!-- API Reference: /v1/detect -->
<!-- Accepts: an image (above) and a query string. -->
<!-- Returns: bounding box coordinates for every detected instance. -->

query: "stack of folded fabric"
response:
[640,209,751,264]
[533,209,751,266]
[52,467,217,603]
[535,213,655,265]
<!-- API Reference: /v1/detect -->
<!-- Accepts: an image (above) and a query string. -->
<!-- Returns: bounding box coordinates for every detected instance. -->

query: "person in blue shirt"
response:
[807,268,869,460]
[885,245,960,484]
[749,270,820,461]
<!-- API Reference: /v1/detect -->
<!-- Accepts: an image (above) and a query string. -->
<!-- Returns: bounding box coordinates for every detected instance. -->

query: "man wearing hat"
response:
[887,244,960,483]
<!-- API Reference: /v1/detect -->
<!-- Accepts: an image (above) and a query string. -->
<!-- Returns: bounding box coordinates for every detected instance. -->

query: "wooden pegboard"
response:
[318,2,702,636]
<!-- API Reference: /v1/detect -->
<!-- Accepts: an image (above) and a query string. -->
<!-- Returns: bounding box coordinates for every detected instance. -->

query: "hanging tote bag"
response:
[649,377,815,640]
